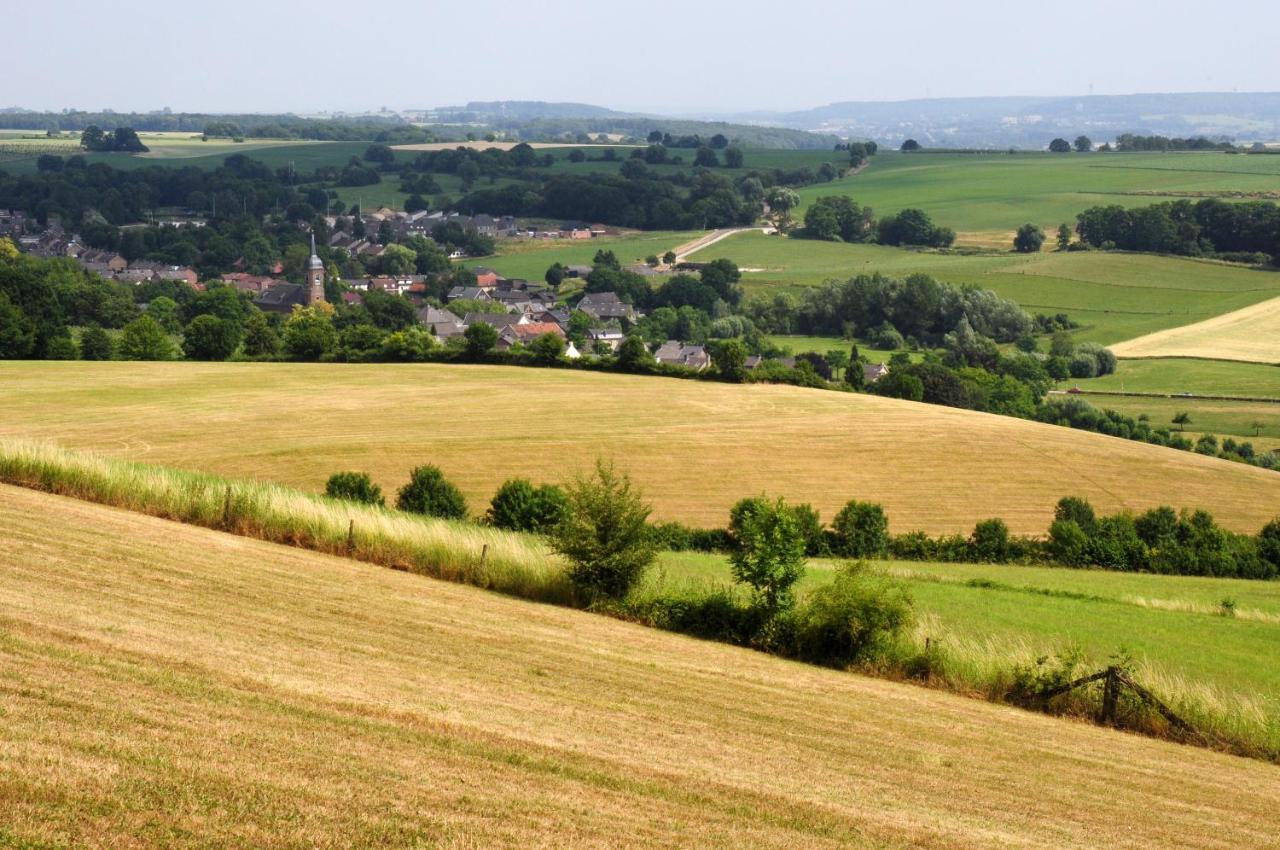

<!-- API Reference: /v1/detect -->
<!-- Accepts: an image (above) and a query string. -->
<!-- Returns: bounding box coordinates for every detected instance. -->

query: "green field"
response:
[687,230,1280,345]
[653,551,1280,707]
[475,230,697,280]
[798,151,1280,237]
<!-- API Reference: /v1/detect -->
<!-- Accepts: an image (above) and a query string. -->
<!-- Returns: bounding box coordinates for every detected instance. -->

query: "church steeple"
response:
[305,232,325,306]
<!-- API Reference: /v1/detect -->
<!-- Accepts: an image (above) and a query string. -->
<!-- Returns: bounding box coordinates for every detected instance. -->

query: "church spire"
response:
[305,229,325,306]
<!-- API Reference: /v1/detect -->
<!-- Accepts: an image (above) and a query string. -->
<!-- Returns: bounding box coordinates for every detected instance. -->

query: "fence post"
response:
[347,519,355,553]
[479,544,488,567]
[222,486,232,528]
[1100,666,1120,725]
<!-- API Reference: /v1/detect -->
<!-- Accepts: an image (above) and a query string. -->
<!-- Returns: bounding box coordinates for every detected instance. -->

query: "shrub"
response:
[325,471,384,506]
[1013,223,1045,253]
[969,518,1011,562]
[79,325,114,360]
[790,562,913,666]
[118,315,177,361]
[183,314,241,361]
[1048,519,1091,566]
[486,478,569,533]
[729,496,807,615]
[396,465,467,519]
[1054,496,1097,531]
[831,500,889,557]
[550,460,656,601]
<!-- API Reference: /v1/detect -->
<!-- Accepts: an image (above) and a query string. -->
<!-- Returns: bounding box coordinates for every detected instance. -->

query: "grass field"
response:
[653,550,1280,708]
[798,151,1280,239]
[1110,294,1280,363]
[476,230,697,280]
[686,230,1280,345]
[3,482,1280,848]
[1,361,1276,535]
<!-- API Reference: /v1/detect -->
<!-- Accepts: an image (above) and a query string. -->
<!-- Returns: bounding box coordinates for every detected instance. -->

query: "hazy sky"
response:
[9,0,1279,114]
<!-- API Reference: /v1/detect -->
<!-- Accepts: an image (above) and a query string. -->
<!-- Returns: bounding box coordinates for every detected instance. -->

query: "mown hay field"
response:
[796,150,1280,236]
[1,361,1276,535]
[687,230,1280,345]
[3,483,1279,849]
[1110,294,1280,363]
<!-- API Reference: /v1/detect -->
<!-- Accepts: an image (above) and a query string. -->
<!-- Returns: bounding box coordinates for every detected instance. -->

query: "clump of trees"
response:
[80,126,149,153]
[1074,199,1280,262]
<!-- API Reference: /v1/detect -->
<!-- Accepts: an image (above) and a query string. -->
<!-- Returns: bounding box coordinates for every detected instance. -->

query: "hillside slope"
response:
[1111,294,1280,363]
[2,484,1278,849]
[1,362,1276,534]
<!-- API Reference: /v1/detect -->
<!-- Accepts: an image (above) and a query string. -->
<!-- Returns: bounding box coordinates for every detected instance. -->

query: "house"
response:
[462,312,527,332]
[157,267,199,285]
[341,291,365,306]
[496,321,568,351]
[78,249,127,272]
[654,341,710,371]
[863,362,890,384]
[254,283,308,314]
[577,291,636,323]
[745,355,795,371]
[471,268,501,288]
[447,286,492,303]
[586,328,625,353]
[222,273,278,294]
[417,306,465,340]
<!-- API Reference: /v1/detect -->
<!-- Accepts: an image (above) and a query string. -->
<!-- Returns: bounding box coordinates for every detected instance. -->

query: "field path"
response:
[673,226,772,262]
[1111,293,1280,363]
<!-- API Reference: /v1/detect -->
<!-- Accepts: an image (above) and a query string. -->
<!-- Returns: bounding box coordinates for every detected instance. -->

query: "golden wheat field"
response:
[1111,294,1280,363]
[2,483,1278,849]
[1,361,1276,534]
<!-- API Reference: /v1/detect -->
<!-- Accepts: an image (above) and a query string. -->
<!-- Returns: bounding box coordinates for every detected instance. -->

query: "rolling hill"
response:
[0,361,1275,535]
[3,483,1278,849]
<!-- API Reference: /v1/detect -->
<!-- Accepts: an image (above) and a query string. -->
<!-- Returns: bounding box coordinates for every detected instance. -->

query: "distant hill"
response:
[716,92,1280,148]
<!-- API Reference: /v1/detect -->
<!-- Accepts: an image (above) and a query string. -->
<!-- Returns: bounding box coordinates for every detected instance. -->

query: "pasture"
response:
[654,550,1280,713]
[477,230,696,280]
[686,230,1280,345]
[0,361,1276,535]
[798,151,1280,239]
[3,483,1279,849]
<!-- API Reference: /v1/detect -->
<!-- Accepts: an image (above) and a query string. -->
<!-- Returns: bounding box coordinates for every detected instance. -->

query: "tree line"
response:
[800,197,955,247]
[1073,198,1280,263]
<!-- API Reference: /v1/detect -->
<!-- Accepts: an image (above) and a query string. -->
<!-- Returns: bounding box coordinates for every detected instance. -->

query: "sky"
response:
[9,0,1280,115]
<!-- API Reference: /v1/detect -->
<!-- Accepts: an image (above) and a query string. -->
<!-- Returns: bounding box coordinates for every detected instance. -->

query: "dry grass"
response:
[1112,294,1280,363]
[3,484,1279,849]
[1,361,1277,535]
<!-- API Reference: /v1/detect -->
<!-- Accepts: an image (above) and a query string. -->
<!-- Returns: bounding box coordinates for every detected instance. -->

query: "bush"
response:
[79,325,113,360]
[183,314,241,361]
[396,465,467,519]
[790,563,913,666]
[969,518,1011,562]
[549,460,656,601]
[729,496,808,615]
[1013,223,1045,253]
[325,471,384,506]
[486,478,569,533]
[118,315,177,361]
[831,500,888,557]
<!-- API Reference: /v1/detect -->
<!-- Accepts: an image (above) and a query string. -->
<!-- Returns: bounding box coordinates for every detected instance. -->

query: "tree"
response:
[1013,223,1045,253]
[486,479,569,533]
[723,146,744,168]
[242,311,281,358]
[970,518,1011,562]
[1172,411,1191,431]
[1048,138,1072,153]
[325,471,384,506]
[592,249,621,270]
[0,291,35,359]
[709,133,729,149]
[396,465,467,519]
[545,262,566,287]
[900,139,921,151]
[710,338,748,382]
[78,324,113,360]
[283,305,338,361]
[616,334,653,370]
[183,314,241,361]
[765,187,800,222]
[729,496,807,615]
[145,296,182,333]
[694,146,719,167]
[1252,420,1266,437]
[662,250,676,265]
[1074,135,1093,153]
[528,332,566,364]
[118,315,176,360]
[831,500,889,557]
[567,149,586,163]
[1056,223,1072,251]
[550,460,656,601]
[463,321,498,357]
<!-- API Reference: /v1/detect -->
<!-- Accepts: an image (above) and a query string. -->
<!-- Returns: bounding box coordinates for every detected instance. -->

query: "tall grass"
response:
[0,439,574,605]
[1,438,1275,761]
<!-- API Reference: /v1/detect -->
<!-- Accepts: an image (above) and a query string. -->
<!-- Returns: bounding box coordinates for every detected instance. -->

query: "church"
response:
[254,234,327,313]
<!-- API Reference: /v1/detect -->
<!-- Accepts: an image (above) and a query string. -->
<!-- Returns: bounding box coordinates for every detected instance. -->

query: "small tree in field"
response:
[729,496,807,615]
[397,465,467,519]
[1173,411,1191,432]
[1013,223,1045,253]
[550,460,656,602]
[831,500,889,557]
[1056,223,1072,251]
[487,478,569,533]
[325,471,384,506]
